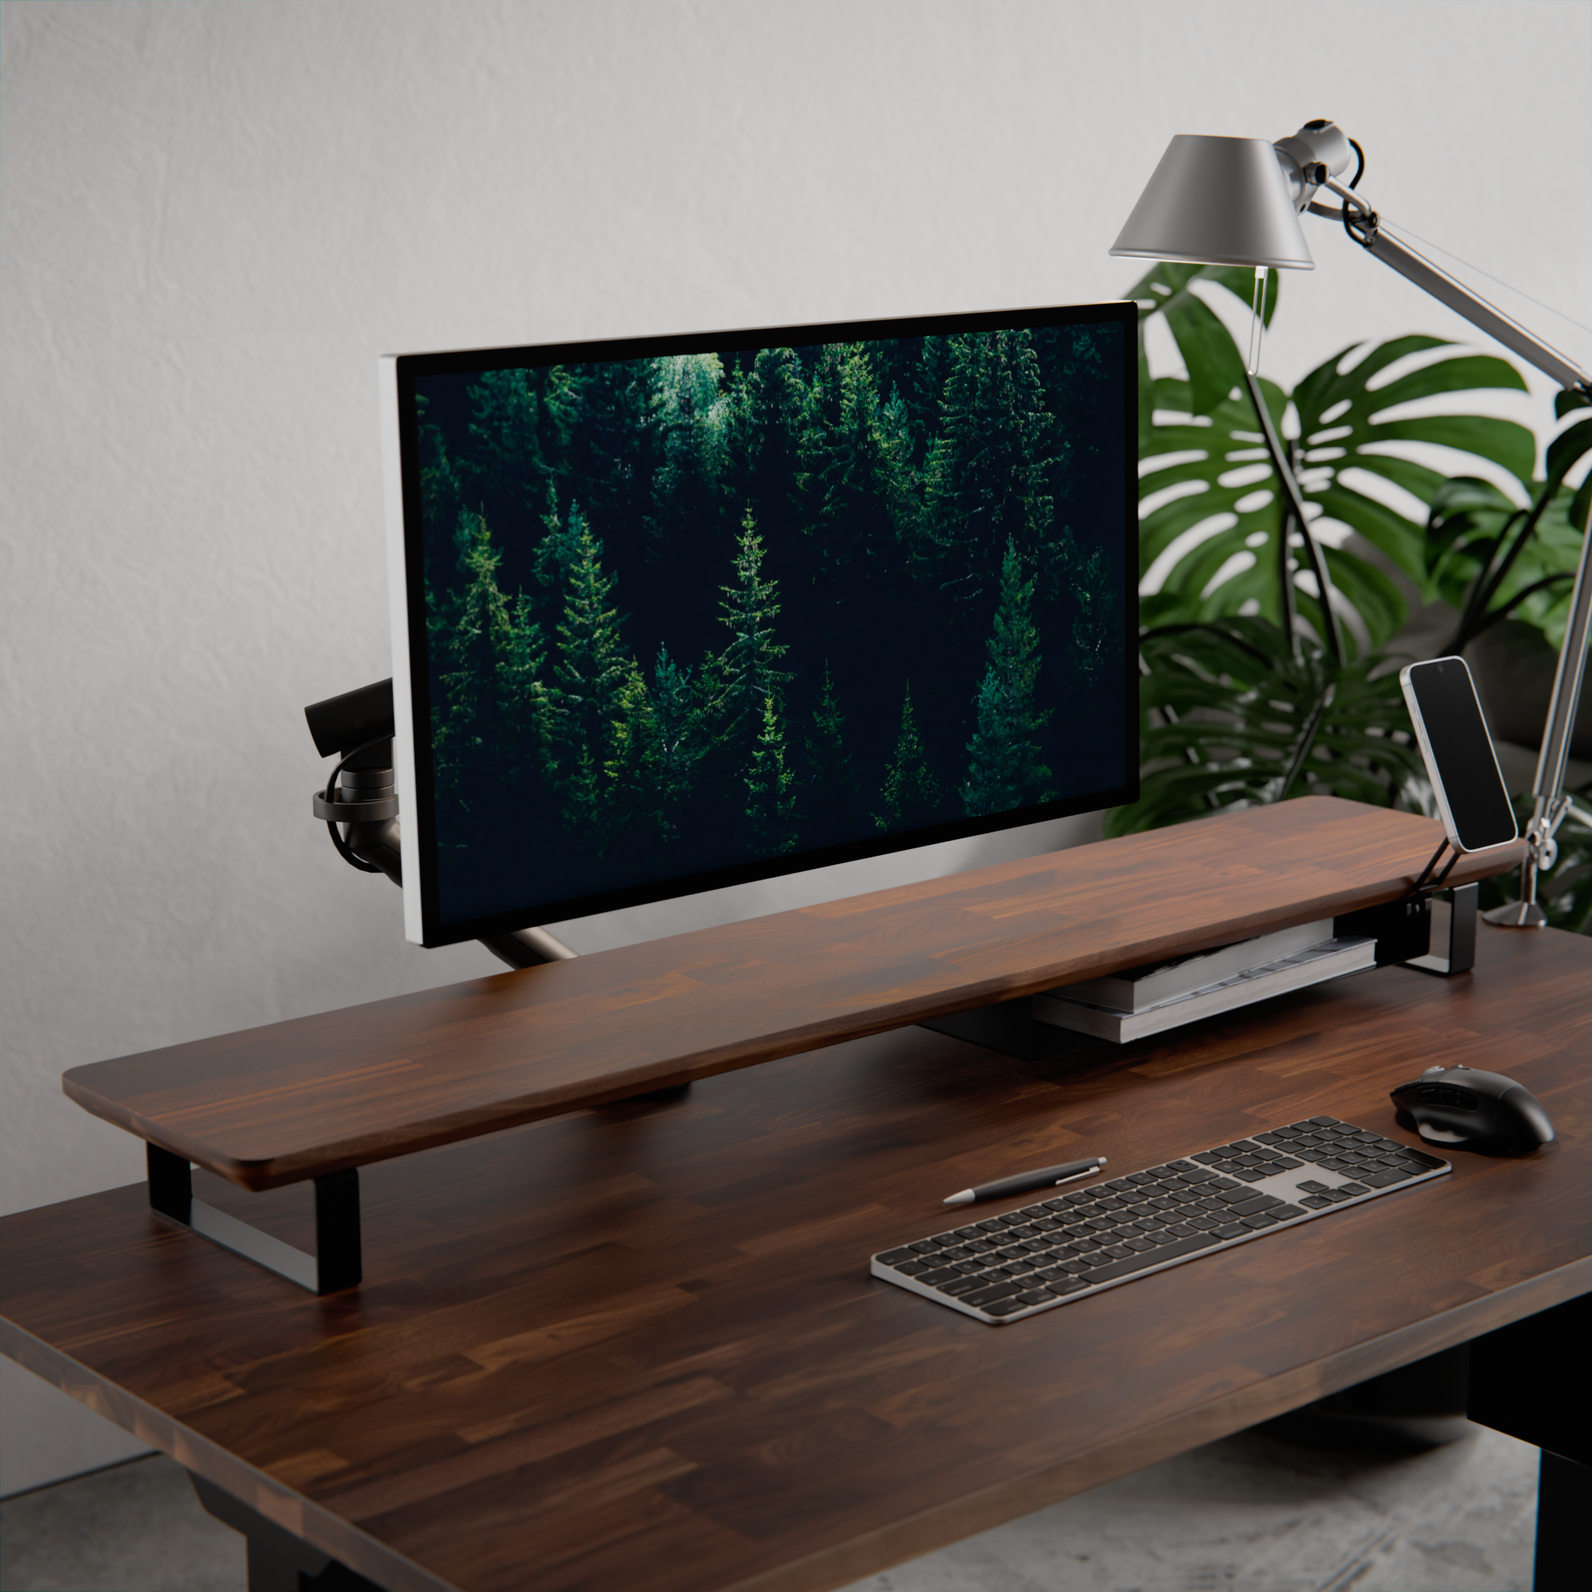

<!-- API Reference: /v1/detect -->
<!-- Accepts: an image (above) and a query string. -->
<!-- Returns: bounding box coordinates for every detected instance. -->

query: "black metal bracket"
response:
[1404,881,1478,978]
[1334,881,1477,979]
[147,1145,361,1295]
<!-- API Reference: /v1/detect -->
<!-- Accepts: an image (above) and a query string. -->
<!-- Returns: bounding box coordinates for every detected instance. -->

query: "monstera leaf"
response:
[1138,336,1534,658]
[1425,404,1592,653]
[1105,618,1426,837]
[1128,260,1276,438]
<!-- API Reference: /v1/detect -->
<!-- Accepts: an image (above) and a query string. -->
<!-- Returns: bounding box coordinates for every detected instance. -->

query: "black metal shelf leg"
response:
[147,1144,361,1295]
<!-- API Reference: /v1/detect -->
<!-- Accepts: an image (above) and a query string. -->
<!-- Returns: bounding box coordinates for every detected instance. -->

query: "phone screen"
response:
[1401,658,1518,853]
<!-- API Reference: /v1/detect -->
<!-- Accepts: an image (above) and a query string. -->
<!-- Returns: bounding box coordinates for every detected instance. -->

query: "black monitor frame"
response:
[383,302,1138,948]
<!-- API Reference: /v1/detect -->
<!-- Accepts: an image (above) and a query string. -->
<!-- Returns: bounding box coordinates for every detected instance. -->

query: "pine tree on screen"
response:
[796,344,909,590]
[919,330,1055,611]
[431,513,545,818]
[874,685,940,832]
[745,694,797,855]
[805,664,857,806]
[715,508,792,751]
[546,522,630,832]
[651,645,708,809]
[962,539,1054,816]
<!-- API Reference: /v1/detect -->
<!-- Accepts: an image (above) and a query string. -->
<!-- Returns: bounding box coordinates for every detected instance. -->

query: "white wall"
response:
[2,0,1587,1496]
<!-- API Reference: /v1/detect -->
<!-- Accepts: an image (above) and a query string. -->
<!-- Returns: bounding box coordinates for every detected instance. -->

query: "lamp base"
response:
[1482,899,1548,928]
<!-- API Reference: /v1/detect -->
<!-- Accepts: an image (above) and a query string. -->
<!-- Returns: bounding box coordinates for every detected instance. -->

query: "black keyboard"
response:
[870,1116,1449,1324]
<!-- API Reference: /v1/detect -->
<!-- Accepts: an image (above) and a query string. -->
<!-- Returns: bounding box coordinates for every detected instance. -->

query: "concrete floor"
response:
[0,1421,1539,1592]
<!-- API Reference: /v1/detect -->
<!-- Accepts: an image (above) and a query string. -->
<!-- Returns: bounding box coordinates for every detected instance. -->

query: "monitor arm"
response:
[305,680,577,969]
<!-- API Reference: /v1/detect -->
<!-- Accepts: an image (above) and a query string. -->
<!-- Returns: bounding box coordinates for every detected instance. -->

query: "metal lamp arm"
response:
[1316,177,1592,395]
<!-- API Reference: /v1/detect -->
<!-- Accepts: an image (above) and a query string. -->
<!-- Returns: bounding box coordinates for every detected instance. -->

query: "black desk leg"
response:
[1467,1291,1590,1592]
[147,1145,361,1294]
[1534,1451,1591,1592]
[189,1474,385,1591]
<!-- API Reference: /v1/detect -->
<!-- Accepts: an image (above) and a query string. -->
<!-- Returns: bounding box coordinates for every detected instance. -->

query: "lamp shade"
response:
[1111,135,1314,270]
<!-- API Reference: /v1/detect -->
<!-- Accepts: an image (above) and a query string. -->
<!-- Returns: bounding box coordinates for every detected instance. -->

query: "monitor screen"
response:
[383,303,1137,947]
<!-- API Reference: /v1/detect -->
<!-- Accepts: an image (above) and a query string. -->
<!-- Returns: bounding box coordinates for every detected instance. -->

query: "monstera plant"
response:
[1108,262,1592,941]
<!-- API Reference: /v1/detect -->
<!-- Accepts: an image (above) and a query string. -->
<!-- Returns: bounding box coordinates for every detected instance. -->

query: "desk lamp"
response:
[1111,120,1592,926]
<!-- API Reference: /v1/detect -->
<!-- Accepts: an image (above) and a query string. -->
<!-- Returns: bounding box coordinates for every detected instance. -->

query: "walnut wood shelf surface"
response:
[5,924,1587,1592]
[62,798,1516,1190]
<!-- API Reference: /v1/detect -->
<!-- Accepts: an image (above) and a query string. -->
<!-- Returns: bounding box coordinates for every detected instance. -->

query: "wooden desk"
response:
[3,923,1587,1592]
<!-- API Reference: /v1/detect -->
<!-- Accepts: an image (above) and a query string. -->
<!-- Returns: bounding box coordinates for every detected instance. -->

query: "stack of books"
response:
[1033,919,1377,1043]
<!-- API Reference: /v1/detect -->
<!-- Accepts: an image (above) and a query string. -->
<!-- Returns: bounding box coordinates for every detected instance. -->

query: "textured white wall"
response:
[2,0,1587,1496]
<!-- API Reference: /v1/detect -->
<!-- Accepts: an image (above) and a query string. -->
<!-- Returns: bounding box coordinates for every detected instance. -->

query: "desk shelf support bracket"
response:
[1338,882,1478,979]
[147,1145,361,1295]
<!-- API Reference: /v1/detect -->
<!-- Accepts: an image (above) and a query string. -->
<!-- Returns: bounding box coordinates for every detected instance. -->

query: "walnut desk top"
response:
[3,921,1587,1592]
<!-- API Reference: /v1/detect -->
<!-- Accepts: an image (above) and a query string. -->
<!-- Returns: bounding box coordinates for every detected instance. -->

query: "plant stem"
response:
[1242,371,1343,667]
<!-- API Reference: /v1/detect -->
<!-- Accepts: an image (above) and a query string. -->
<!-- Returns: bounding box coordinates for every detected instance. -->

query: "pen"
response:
[942,1156,1107,1207]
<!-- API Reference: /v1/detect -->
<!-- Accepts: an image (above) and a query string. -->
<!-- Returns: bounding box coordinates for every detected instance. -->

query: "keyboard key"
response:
[1360,1168,1415,1187]
[941,1276,985,1296]
[1081,1233,1215,1283]
[986,1297,1026,1316]
[963,1281,1023,1307]
[1240,1213,1279,1228]
[1212,1222,1247,1239]
[1300,1194,1332,1208]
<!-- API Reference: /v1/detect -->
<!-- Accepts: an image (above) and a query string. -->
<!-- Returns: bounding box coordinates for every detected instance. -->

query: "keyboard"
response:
[870,1117,1449,1324]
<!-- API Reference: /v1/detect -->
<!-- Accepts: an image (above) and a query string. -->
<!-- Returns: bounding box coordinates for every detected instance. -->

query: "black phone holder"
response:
[1335,839,1477,978]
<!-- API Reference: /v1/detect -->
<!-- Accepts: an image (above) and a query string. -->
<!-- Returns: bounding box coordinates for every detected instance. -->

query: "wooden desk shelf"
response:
[54,798,1518,1294]
[63,798,1514,1197]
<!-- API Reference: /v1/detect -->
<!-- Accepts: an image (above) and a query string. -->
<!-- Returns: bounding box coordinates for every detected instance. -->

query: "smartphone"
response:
[1400,657,1518,853]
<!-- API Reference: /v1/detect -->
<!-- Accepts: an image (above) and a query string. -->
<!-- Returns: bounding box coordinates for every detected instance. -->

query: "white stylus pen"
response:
[942,1156,1107,1207]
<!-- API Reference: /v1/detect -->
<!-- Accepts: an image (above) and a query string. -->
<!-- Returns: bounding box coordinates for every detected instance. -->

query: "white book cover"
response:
[1033,936,1377,1044]
[1049,918,1335,1013]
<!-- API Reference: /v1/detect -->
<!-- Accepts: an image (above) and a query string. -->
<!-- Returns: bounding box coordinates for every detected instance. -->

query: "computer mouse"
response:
[1390,1065,1554,1151]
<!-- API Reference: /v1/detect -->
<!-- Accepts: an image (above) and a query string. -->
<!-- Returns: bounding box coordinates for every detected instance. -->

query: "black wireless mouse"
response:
[1390,1065,1554,1151]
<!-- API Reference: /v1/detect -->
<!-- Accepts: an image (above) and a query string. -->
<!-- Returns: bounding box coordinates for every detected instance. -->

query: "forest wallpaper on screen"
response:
[410,315,1129,928]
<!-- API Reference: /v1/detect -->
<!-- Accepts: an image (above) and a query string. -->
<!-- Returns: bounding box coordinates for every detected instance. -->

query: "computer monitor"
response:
[382,303,1137,949]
